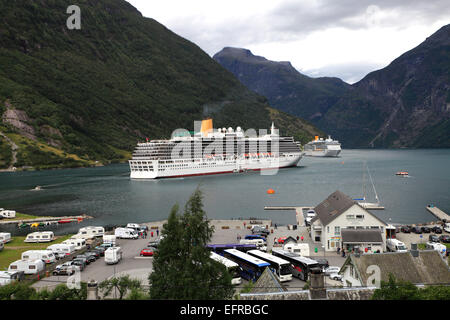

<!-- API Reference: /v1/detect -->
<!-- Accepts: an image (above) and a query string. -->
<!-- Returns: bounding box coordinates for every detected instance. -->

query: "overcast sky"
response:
[126,0,449,83]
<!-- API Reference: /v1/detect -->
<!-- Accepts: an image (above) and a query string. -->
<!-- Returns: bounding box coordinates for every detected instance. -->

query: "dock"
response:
[426,206,450,221]
[264,206,315,226]
[0,214,93,226]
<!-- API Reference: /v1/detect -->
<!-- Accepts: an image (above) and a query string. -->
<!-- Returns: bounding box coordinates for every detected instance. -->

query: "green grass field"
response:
[0,234,73,270]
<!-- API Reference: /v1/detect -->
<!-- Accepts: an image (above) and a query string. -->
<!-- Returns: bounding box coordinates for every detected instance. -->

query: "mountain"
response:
[0,0,322,170]
[214,25,450,148]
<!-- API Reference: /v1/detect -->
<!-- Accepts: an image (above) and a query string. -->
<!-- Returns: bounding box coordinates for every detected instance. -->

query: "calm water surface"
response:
[0,149,449,235]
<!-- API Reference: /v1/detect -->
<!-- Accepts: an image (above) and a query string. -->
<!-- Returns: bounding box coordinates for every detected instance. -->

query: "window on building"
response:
[335,226,340,235]
[346,214,355,219]
[356,214,364,219]
[327,226,330,233]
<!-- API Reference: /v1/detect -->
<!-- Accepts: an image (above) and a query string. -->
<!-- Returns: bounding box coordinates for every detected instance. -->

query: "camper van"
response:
[426,242,447,257]
[126,223,140,231]
[115,227,138,239]
[103,235,117,246]
[0,271,24,286]
[62,238,86,250]
[47,244,76,257]
[0,232,11,244]
[21,250,56,264]
[239,239,267,251]
[386,239,408,252]
[105,247,122,265]
[24,231,55,243]
[283,243,310,256]
[8,259,45,275]
[0,210,16,218]
[74,226,105,239]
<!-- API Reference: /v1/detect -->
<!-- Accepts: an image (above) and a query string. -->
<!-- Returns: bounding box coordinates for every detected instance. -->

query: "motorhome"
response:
[283,243,310,256]
[115,227,138,239]
[0,271,24,286]
[0,232,11,244]
[8,259,45,275]
[103,235,117,246]
[24,231,55,243]
[426,242,447,257]
[0,210,16,218]
[105,247,122,265]
[386,239,408,253]
[126,223,140,231]
[62,238,86,250]
[47,244,76,257]
[21,250,56,264]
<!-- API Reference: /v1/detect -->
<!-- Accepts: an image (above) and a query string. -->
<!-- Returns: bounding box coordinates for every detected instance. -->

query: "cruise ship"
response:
[304,136,341,157]
[129,119,303,179]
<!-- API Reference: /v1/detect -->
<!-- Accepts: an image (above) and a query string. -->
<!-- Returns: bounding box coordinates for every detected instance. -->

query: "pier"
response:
[264,206,314,226]
[426,206,450,221]
[0,214,93,226]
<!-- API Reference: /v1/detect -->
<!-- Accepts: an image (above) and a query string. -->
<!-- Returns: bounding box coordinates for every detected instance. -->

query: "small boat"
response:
[396,171,409,176]
[58,219,72,224]
[30,223,40,228]
[31,185,42,191]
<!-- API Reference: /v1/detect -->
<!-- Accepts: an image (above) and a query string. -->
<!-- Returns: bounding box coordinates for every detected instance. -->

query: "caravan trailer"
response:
[24,231,55,243]
[21,250,56,264]
[8,259,45,275]
[0,271,24,286]
[103,235,117,246]
[74,226,105,239]
[47,244,76,257]
[0,232,11,244]
[0,210,16,218]
[62,238,86,250]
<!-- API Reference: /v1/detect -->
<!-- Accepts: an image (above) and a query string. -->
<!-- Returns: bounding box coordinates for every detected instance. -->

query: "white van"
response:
[0,232,11,244]
[283,243,310,256]
[8,259,45,275]
[426,242,447,257]
[115,227,138,239]
[62,238,86,250]
[105,247,122,265]
[21,250,56,264]
[0,271,24,286]
[24,231,55,243]
[47,244,76,257]
[103,235,117,246]
[386,239,408,252]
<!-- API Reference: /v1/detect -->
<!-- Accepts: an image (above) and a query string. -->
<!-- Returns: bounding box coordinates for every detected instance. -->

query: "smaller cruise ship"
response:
[304,136,341,157]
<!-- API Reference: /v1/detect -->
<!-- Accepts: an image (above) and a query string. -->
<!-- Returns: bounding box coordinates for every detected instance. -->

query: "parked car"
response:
[323,266,340,275]
[429,234,440,243]
[420,226,431,233]
[99,243,114,249]
[329,273,343,281]
[411,227,422,234]
[276,237,287,244]
[52,265,77,276]
[92,247,106,256]
[71,258,86,271]
[85,251,100,259]
[147,240,160,248]
[439,235,450,243]
[251,225,270,236]
[74,255,93,265]
[431,226,442,234]
[53,252,66,260]
[315,259,329,270]
[140,248,155,257]
[401,226,411,233]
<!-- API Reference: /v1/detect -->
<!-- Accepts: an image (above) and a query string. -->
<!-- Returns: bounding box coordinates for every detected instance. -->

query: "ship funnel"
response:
[200,118,213,136]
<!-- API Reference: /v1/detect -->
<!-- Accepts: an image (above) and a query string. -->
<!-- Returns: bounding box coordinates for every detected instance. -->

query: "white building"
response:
[309,190,387,252]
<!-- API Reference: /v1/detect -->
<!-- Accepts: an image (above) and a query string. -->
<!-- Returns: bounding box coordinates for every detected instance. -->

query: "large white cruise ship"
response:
[129,119,303,179]
[304,135,341,157]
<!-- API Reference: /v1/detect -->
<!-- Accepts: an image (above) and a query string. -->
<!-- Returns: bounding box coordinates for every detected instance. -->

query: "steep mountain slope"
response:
[214,25,450,148]
[0,0,322,169]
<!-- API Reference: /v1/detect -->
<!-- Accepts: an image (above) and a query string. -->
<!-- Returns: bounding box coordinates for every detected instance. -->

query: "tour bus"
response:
[222,249,270,282]
[272,249,319,281]
[246,250,293,282]
[209,251,242,285]
[206,244,257,255]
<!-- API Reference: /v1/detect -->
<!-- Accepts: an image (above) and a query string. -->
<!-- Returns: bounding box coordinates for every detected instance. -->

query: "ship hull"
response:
[304,149,341,157]
[129,153,303,179]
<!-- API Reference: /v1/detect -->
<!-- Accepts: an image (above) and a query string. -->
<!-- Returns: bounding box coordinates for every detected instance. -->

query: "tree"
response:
[99,275,142,300]
[149,188,234,300]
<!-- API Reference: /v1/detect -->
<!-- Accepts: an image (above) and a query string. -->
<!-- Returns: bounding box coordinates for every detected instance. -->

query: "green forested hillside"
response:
[0,0,322,169]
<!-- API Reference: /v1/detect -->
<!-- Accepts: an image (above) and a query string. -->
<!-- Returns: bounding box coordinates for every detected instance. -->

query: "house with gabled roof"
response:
[310,190,387,252]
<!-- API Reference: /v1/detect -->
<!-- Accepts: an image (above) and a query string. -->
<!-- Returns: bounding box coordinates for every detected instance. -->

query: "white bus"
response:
[246,250,292,282]
[209,251,242,285]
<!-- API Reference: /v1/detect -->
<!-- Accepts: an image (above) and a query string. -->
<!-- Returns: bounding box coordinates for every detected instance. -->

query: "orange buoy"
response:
[267,188,275,194]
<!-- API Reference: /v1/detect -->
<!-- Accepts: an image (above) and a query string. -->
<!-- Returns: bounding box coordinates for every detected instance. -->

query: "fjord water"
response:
[0,149,449,235]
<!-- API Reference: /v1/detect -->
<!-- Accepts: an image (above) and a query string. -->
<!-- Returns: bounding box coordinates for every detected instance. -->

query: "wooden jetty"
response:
[0,214,93,226]
[426,206,450,221]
